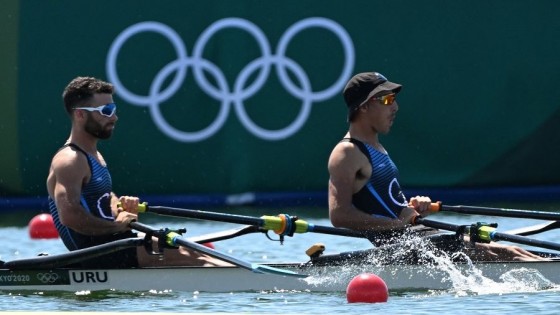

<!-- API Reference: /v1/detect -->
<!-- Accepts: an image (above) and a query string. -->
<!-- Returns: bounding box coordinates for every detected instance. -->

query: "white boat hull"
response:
[1,260,558,292]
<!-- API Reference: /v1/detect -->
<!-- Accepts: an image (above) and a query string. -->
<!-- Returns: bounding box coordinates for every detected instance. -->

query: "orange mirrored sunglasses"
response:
[373,93,396,106]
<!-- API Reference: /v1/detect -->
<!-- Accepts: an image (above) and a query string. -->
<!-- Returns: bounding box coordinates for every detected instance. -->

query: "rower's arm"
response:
[48,150,132,235]
[327,143,411,231]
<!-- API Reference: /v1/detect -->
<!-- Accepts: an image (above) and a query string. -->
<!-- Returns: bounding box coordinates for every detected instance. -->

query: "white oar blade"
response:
[252,264,308,278]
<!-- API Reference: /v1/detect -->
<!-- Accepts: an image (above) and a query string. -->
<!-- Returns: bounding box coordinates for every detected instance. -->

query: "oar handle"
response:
[430,201,443,212]
[138,202,148,213]
[116,201,148,213]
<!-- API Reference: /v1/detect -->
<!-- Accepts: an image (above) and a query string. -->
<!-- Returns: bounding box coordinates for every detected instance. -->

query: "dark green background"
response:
[2,0,560,199]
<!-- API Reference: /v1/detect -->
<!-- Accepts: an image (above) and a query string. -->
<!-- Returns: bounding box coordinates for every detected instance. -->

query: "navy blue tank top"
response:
[48,143,135,250]
[344,138,408,218]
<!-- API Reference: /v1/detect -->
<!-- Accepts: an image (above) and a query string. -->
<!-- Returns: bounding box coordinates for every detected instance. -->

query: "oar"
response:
[414,217,560,252]
[129,221,307,278]
[430,202,560,236]
[136,203,367,239]
[188,225,264,243]
[505,221,560,236]
[430,202,560,221]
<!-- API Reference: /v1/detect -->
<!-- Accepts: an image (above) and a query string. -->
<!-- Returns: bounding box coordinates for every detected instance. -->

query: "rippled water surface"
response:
[2,207,560,314]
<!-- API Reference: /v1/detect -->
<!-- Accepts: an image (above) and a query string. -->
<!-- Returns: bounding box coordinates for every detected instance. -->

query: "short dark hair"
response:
[62,77,114,115]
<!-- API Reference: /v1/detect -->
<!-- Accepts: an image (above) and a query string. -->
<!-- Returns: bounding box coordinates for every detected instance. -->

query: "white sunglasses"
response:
[74,103,117,117]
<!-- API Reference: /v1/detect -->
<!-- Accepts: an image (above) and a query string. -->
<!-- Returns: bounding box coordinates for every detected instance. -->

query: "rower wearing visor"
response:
[328,71,547,262]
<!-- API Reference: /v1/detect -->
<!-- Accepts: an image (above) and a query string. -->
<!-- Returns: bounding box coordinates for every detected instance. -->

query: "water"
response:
[2,208,560,314]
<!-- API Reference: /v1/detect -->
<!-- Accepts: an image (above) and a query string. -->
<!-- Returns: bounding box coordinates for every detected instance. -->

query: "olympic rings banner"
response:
[106,18,354,142]
[3,0,560,202]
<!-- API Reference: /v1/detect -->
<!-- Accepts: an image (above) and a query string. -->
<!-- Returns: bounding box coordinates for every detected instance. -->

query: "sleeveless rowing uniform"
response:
[344,138,464,255]
[344,138,408,218]
[48,143,138,268]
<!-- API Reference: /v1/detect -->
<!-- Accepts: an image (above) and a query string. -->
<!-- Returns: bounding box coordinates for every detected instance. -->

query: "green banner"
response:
[0,0,21,195]
[3,0,560,198]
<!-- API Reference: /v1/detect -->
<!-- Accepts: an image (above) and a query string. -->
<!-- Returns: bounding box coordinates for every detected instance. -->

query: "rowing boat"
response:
[4,204,560,293]
[2,259,559,293]
[1,240,559,292]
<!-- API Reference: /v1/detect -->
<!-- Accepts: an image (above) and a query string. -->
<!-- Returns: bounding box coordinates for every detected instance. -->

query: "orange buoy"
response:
[346,273,388,303]
[28,214,59,239]
[202,242,215,249]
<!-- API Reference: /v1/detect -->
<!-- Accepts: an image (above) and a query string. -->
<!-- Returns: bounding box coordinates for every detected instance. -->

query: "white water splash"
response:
[421,244,556,295]
[302,232,558,295]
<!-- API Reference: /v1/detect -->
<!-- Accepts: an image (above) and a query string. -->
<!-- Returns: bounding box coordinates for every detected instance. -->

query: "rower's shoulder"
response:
[50,146,88,171]
[328,140,369,171]
[331,139,367,157]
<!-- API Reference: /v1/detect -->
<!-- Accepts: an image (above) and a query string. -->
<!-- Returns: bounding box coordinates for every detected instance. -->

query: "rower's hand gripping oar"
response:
[412,216,560,252]
[129,221,307,278]
[135,202,367,239]
[429,201,560,221]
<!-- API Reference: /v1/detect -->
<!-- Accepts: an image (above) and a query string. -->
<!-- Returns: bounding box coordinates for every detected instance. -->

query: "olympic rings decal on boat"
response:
[106,17,355,142]
[37,272,59,284]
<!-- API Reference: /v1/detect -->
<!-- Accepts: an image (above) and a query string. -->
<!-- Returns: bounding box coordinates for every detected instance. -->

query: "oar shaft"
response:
[505,221,560,236]
[141,205,366,238]
[146,206,265,226]
[414,217,462,233]
[173,234,255,272]
[491,231,560,251]
[431,202,560,221]
[305,224,366,238]
[415,217,560,252]
[188,225,262,243]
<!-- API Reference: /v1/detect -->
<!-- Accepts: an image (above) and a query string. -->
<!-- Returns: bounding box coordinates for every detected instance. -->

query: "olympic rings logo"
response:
[37,272,59,284]
[97,192,113,220]
[389,178,408,208]
[106,17,355,142]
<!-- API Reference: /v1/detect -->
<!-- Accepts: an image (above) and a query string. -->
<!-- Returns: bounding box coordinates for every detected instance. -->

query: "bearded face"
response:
[84,112,114,139]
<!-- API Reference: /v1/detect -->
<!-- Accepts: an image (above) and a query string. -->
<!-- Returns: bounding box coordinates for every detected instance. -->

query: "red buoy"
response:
[202,242,215,249]
[346,273,389,303]
[29,214,59,239]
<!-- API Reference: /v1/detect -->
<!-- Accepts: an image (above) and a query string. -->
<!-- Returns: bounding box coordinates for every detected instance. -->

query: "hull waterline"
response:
[1,260,559,293]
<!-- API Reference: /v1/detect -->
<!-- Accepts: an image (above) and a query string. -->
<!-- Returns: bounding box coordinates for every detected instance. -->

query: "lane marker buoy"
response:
[29,214,59,239]
[346,273,389,303]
